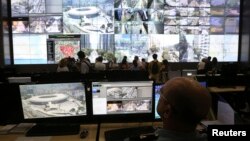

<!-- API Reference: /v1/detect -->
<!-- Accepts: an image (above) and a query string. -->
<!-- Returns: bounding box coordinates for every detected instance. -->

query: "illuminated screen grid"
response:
[19,83,87,119]
[11,0,240,64]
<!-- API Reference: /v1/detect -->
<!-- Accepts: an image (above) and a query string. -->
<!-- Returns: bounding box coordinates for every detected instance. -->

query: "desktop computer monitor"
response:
[154,83,164,120]
[19,82,87,136]
[91,81,153,122]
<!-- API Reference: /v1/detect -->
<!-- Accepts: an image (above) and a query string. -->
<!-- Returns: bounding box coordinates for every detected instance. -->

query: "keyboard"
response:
[25,123,80,136]
[217,86,236,89]
[105,126,156,141]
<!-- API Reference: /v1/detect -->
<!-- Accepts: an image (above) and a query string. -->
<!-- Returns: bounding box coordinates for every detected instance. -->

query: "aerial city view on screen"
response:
[19,83,87,119]
[54,40,81,62]
[9,0,241,64]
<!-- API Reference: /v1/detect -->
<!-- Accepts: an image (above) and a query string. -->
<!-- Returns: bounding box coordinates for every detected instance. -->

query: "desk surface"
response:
[207,86,246,93]
[0,122,163,141]
[0,124,97,141]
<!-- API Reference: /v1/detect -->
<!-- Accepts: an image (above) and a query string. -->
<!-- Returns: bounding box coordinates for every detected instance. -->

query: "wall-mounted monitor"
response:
[91,81,153,122]
[18,82,87,136]
[10,0,241,64]
[46,35,81,64]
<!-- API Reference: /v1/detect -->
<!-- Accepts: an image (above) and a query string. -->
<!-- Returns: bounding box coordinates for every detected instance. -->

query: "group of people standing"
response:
[197,56,218,75]
[120,54,169,83]
[56,51,96,74]
[56,51,169,83]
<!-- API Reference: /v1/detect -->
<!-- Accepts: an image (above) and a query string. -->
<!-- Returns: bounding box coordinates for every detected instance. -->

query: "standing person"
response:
[77,51,91,74]
[204,56,212,74]
[130,60,140,70]
[134,55,143,69]
[108,57,119,70]
[120,56,129,70]
[197,58,206,74]
[148,54,161,83]
[94,56,106,71]
[211,57,218,74]
[156,77,211,141]
[67,57,79,72]
[56,58,69,72]
[141,58,148,71]
[160,59,169,82]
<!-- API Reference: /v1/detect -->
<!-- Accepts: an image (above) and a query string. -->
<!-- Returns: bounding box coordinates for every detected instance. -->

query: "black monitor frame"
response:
[153,83,164,121]
[17,81,92,136]
[0,83,23,125]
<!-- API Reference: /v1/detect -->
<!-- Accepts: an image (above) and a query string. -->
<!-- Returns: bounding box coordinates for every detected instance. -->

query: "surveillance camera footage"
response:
[10,0,241,64]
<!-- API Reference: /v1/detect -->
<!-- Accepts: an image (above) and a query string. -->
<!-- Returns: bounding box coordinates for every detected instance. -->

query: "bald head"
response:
[157,77,211,126]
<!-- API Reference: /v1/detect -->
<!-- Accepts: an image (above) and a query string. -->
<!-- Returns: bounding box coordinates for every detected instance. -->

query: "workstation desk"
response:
[0,122,163,141]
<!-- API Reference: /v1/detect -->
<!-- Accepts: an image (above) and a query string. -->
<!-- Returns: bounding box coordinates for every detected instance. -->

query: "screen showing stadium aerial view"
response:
[10,0,240,64]
[19,82,87,119]
[91,81,153,115]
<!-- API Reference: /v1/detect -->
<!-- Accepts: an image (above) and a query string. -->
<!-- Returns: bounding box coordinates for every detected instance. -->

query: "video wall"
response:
[10,0,240,64]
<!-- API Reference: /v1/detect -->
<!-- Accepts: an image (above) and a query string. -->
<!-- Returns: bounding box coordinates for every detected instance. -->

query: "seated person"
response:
[155,77,211,141]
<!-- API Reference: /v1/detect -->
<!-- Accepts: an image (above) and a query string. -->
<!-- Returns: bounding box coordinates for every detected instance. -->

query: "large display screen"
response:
[19,82,87,119]
[91,81,153,115]
[10,0,240,64]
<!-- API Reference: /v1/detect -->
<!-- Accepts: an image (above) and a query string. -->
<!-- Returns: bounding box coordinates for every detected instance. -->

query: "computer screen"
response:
[19,82,87,120]
[47,35,81,64]
[18,82,88,136]
[154,83,164,120]
[91,81,153,122]
[199,81,207,88]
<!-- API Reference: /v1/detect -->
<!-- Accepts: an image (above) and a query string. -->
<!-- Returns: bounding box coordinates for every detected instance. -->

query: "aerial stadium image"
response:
[19,83,87,119]
[63,0,114,34]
